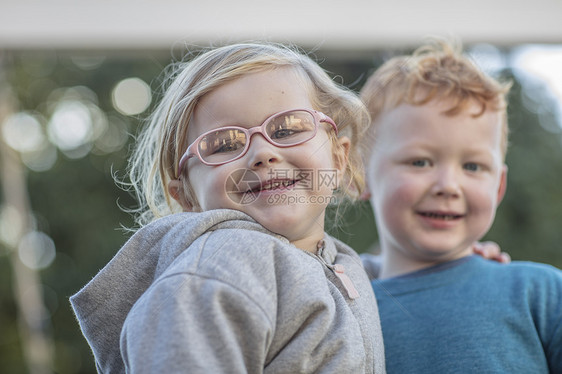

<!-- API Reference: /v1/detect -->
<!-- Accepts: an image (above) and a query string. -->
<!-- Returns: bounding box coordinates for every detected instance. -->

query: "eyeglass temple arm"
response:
[317,111,338,135]
[178,146,196,175]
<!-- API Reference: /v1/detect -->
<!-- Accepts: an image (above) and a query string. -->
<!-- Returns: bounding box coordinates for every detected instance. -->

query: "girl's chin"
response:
[253,215,300,236]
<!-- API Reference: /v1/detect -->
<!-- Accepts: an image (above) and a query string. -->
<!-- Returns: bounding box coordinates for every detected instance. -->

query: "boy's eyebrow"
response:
[385,138,436,148]
[462,149,503,163]
[392,141,499,156]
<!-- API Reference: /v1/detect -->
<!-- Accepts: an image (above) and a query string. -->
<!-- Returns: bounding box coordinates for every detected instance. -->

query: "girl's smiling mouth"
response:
[249,179,299,193]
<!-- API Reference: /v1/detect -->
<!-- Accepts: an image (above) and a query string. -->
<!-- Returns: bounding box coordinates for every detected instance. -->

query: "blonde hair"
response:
[127,42,369,227]
[360,39,511,160]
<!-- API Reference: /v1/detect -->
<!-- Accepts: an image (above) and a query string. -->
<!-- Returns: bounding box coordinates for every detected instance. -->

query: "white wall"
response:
[1,0,561,50]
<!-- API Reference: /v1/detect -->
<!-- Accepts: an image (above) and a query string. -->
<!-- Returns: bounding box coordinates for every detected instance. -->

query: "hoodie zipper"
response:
[316,240,360,299]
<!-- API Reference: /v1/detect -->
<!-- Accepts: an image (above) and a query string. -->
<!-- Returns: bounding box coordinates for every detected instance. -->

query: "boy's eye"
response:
[412,159,430,167]
[463,162,480,172]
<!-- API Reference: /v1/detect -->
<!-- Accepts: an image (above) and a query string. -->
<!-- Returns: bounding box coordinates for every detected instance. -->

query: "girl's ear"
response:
[334,136,351,174]
[168,180,195,212]
[360,181,372,201]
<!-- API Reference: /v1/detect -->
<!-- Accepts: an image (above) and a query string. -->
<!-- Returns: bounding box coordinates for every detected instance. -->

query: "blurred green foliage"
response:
[0,46,561,373]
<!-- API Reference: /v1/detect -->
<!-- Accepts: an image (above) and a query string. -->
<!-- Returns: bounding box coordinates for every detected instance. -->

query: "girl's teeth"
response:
[261,181,293,191]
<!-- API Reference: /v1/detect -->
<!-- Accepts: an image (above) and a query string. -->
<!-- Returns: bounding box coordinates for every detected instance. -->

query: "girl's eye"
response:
[271,128,297,139]
[412,159,430,167]
[209,139,244,154]
[463,162,480,172]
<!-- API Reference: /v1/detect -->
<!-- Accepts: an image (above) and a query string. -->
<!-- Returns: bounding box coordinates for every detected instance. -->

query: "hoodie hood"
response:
[70,209,279,373]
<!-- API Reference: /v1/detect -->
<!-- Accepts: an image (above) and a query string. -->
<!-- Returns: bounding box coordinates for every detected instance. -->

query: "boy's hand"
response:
[472,241,511,263]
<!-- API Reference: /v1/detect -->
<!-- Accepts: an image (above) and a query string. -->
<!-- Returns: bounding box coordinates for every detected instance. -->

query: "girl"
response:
[71,43,386,373]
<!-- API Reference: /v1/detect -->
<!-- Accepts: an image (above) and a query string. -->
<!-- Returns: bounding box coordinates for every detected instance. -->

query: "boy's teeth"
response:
[422,212,460,220]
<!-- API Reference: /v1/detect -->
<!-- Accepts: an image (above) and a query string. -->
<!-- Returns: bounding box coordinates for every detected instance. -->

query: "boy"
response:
[360,41,562,372]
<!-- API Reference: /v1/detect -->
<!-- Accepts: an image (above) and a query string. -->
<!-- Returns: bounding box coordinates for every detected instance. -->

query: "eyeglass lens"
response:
[198,110,316,164]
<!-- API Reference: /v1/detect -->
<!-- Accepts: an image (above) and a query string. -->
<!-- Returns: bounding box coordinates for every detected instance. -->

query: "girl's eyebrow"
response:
[195,102,230,127]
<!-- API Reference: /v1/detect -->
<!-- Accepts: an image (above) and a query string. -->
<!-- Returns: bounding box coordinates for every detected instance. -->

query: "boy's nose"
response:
[245,134,282,168]
[431,167,461,197]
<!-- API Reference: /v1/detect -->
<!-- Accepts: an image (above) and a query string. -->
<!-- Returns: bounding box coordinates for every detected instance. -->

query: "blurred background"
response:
[1,1,561,373]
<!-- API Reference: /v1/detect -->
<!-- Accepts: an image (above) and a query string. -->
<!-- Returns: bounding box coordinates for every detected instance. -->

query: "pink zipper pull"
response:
[333,264,360,299]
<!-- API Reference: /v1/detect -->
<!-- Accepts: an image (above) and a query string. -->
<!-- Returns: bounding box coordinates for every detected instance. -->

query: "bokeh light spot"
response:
[21,144,58,172]
[468,43,507,75]
[18,231,56,270]
[112,77,152,116]
[511,45,562,130]
[2,112,46,153]
[48,101,93,151]
[70,54,106,70]
[94,115,129,154]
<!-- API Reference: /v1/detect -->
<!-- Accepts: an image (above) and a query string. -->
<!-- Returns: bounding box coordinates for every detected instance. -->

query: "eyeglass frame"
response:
[178,108,338,170]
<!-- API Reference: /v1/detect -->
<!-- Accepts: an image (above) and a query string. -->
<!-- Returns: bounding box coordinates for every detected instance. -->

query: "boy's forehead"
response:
[377,98,500,127]
[373,100,504,148]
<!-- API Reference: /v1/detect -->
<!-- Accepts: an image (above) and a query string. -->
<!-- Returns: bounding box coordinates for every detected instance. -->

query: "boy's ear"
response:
[168,180,195,212]
[497,165,508,204]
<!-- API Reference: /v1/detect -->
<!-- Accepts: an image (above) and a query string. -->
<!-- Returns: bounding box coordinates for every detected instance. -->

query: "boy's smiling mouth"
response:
[417,211,464,221]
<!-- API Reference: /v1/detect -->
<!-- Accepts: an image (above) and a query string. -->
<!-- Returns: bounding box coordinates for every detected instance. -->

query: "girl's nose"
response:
[431,167,461,197]
[245,134,283,168]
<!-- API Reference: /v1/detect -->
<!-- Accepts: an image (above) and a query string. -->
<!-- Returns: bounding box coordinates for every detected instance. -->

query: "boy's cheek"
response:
[366,159,399,187]
[372,180,418,211]
[367,161,422,202]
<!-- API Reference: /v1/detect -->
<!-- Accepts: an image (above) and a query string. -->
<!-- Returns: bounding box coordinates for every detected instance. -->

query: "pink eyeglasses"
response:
[178,108,337,169]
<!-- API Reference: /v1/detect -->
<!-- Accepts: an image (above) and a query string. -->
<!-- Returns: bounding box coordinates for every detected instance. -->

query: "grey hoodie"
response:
[71,209,385,373]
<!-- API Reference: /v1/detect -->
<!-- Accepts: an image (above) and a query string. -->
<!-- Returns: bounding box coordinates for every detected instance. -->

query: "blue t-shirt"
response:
[372,256,562,373]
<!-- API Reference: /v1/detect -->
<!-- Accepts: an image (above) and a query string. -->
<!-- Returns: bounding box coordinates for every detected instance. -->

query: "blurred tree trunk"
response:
[0,56,53,374]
